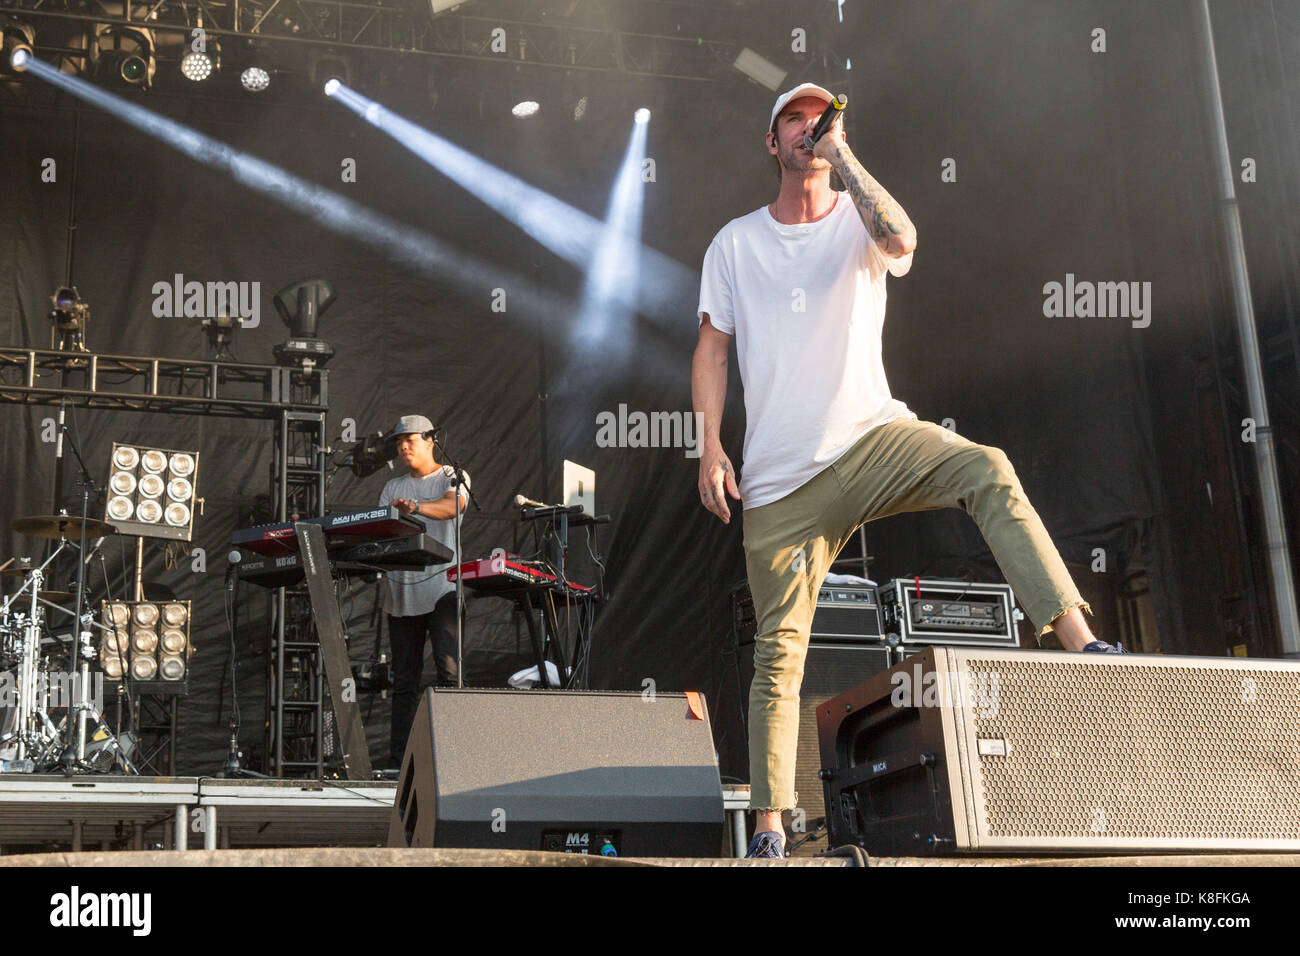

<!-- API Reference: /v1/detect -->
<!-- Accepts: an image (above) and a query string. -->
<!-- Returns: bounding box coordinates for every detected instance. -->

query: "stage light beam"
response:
[16,55,577,333]
[323,83,697,331]
[568,110,649,367]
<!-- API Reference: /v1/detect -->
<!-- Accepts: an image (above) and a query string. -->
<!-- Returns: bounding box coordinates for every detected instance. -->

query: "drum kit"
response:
[0,512,135,774]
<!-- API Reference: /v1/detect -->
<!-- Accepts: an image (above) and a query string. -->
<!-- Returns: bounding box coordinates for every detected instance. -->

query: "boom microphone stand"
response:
[55,423,96,772]
[433,432,479,688]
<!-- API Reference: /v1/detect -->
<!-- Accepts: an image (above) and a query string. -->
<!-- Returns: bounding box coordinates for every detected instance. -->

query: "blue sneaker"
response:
[1082,640,1130,654]
[744,830,786,859]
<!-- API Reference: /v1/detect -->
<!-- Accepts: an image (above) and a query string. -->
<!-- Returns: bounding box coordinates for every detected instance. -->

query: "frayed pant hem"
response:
[1037,599,1093,639]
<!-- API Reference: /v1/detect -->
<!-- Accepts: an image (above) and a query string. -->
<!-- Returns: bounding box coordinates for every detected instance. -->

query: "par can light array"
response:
[104,442,200,541]
[101,599,193,684]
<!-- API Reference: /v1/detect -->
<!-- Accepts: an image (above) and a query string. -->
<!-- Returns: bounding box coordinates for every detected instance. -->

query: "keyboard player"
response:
[379,414,471,765]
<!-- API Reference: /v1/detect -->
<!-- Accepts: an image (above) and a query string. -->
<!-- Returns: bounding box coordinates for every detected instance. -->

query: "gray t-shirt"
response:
[378,465,470,617]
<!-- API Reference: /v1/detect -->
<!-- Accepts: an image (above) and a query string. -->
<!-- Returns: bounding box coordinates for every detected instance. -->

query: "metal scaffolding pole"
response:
[1193,0,1299,658]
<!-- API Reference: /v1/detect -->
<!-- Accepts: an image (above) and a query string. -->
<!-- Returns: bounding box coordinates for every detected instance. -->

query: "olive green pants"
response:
[742,417,1091,811]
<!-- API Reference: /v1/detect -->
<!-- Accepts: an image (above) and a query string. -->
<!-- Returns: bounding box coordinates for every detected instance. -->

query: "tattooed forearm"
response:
[825,142,916,256]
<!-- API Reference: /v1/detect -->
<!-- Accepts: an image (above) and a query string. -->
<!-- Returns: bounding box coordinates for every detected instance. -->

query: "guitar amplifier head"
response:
[811,585,883,643]
[818,646,1300,855]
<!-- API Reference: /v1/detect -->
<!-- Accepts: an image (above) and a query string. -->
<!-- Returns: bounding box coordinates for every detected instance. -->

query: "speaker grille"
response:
[950,652,1300,848]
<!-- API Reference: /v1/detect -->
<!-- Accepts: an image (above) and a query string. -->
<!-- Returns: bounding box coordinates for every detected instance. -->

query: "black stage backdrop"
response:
[1,0,1296,779]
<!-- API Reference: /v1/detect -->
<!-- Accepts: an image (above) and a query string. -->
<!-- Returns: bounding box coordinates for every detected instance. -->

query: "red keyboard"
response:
[448,554,593,596]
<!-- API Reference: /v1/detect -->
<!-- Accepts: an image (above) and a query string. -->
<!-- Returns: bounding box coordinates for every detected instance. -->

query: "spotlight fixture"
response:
[511,100,539,118]
[101,599,192,686]
[201,312,238,359]
[180,48,214,82]
[49,285,90,351]
[733,47,786,92]
[240,65,270,92]
[179,15,219,82]
[105,443,200,541]
[573,95,588,122]
[3,22,34,72]
[272,277,336,370]
[634,107,651,125]
[96,26,155,88]
[120,54,148,84]
[310,50,351,93]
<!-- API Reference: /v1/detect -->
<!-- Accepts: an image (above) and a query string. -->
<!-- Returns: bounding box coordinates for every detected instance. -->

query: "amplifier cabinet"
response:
[817,646,1300,855]
[811,585,883,643]
[879,578,1020,648]
[733,580,883,646]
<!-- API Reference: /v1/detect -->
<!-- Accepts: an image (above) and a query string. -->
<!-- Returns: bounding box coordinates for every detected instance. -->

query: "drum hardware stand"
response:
[54,423,134,775]
[1,542,69,766]
[65,615,136,774]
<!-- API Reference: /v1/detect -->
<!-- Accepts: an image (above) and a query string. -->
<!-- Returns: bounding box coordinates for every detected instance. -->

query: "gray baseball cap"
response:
[386,414,435,441]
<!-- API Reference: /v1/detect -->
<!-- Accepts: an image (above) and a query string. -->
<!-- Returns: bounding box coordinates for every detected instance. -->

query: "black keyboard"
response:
[232,506,424,555]
[237,534,452,589]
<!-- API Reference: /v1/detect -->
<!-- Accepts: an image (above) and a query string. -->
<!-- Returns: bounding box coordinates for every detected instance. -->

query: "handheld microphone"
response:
[803,93,848,149]
[514,494,549,509]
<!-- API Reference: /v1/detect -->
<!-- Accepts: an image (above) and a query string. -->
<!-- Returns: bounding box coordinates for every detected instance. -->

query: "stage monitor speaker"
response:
[790,643,894,855]
[817,646,1300,856]
[388,688,725,858]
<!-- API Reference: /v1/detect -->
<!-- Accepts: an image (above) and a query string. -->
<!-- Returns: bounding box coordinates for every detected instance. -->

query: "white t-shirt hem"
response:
[740,409,918,512]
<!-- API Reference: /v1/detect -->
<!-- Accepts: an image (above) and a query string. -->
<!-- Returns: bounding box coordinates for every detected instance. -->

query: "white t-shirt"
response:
[698,192,915,510]
[379,465,470,616]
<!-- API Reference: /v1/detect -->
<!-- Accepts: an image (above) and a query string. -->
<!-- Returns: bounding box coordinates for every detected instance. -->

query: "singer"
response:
[378,414,470,766]
[692,83,1127,859]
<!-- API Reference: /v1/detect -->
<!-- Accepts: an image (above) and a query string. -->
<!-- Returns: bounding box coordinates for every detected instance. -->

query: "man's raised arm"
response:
[814,130,917,259]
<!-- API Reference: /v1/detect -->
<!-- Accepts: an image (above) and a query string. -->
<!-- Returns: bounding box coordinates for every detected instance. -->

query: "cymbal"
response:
[38,590,74,604]
[11,514,118,541]
[1,562,35,578]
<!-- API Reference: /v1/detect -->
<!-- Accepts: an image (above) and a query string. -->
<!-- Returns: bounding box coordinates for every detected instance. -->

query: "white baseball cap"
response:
[769,82,834,131]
